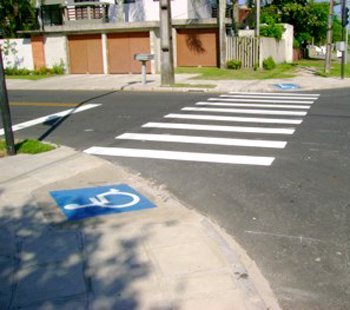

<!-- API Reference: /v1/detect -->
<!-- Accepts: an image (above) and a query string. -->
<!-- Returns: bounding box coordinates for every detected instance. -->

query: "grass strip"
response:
[176,63,297,80]
[0,139,55,157]
[167,83,216,88]
[6,75,59,80]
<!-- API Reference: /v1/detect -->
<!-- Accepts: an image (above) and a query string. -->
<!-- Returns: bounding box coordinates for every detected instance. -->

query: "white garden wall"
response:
[44,34,68,70]
[0,38,34,70]
[260,23,294,64]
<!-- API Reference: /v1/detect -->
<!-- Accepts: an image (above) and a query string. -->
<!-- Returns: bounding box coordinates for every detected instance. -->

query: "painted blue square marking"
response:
[274,83,300,90]
[50,184,156,221]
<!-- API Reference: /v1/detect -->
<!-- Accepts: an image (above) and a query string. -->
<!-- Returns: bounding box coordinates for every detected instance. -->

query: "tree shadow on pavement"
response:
[0,198,177,309]
[38,91,118,142]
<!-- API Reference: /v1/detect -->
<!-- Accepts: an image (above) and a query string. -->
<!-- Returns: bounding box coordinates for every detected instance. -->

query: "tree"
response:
[0,0,37,38]
[255,0,337,46]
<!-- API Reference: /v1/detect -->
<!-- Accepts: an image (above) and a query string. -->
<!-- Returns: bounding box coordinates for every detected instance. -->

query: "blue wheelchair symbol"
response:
[50,184,156,220]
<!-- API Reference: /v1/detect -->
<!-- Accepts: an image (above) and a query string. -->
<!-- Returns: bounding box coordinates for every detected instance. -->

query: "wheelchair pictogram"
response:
[63,188,141,210]
[50,184,156,220]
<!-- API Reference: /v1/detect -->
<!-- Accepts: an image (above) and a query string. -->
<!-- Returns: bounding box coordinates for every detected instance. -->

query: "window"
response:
[74,0,99,2]
[42,5,63,26]
[115,0,135,3]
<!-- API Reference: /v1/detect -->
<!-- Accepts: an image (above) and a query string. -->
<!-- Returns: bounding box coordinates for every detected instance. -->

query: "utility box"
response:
[336,41,345,52]
[134,54,154,85]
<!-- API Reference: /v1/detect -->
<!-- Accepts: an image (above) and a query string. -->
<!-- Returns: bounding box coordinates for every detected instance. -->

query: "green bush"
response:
[226,59,242,70]
[293,39,301,49]
[5,64,65,76]
[34,67,51,75]
[50,62,65,74]
[5,67,31,75]
[263,57,276,70]
[260,24,284,40]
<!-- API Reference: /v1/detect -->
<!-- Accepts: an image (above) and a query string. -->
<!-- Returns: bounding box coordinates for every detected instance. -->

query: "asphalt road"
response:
[3,88,350,309]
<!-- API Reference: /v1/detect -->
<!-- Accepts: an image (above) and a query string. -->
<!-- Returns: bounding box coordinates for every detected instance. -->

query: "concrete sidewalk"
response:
[0,146,280,309]
[5,71,350,93]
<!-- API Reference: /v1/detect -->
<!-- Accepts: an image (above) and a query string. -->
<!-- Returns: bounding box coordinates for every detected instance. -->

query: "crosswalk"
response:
[84,92,320,166]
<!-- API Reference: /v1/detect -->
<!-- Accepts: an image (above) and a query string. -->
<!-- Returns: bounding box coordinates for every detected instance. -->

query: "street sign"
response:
[134,54,154,61]
[50,184,156,221]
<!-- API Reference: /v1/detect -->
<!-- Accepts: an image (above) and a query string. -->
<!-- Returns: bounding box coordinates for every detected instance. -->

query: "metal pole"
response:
[341,0,346,79]
[345,25,349,64]
[324,0,334,74]
[159,0,175,86]
[141,61,146,85]
[0,47,16,155]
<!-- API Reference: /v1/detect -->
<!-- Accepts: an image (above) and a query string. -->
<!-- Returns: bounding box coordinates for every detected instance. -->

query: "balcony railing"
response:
[64,3,108,22]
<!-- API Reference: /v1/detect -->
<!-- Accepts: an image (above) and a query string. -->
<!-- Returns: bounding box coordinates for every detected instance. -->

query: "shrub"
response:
[226,59,242,70]
[34,67,51,75]
[263,57,276,70]
[50,63,65,74]
[4,64,65,76]
[5,67,31,75]
[260,24,284,40]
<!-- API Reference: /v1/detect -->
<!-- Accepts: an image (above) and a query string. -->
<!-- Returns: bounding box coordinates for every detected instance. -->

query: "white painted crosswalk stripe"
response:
[210,97,314,104]
[223,95,318,100]
[0,104,101,136]
[142,122,295,135]
[84,147,275,166]
[229,91,320,97]
[83,92,320,167]
[165,113,303,125]
[117,133,287,149]
[182,107,307,116]
[195,101,311,110]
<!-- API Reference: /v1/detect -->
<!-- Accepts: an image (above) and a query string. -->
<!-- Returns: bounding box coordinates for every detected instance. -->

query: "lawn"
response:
[0,139,55,157]
[175,63,297,80]
[176,59,350,80]
[5,74,59,80]
[295,59,350,78]
[168,83,217,88]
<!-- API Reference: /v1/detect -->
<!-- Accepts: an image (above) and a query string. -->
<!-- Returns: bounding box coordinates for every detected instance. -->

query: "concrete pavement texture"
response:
[5,71,350,92]
[0,146,280,310]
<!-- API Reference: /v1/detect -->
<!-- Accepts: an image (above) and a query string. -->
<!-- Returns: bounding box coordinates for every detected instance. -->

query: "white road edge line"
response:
[142,122,296,135]
[0,104,101,135]
[164,113,303,125]
[84,147,275,166]
[182,107,307,116]
[210,98,314,104]
[229,91,320,97]
[196,101,311,109]
[117,133,287,149]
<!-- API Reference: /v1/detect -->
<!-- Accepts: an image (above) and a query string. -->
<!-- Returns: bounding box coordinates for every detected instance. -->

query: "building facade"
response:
[27,0,229,74]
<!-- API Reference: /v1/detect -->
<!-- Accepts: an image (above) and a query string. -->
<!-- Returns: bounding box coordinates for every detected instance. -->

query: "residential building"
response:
[27,0,233,74]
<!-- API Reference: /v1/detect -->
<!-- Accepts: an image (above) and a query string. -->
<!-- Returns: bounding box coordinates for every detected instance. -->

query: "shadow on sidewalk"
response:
[0,197,178,309]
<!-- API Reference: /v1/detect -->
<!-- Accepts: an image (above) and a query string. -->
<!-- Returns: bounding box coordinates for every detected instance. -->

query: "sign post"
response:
[134,54,154,85]
[0,46,15,155]
[341,0,349,79]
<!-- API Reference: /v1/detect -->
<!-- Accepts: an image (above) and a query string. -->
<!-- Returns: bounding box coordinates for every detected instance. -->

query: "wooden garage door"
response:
[107,32,150,74]
[177,29,218,67]
[68,34,103,74]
